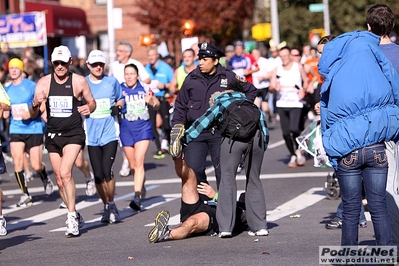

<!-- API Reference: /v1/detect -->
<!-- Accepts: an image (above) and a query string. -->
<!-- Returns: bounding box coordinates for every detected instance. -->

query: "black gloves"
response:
[111,105,122,123]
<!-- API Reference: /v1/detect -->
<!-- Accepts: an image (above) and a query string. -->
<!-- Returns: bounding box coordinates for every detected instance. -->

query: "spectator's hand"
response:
[197,182,216,199]
[314,102,320,115]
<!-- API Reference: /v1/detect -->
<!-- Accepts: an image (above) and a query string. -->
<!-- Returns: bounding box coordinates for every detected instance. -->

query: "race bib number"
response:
[11,103,29,120]
[91,98,111,118]
[125,93,149,121]
[49,96,73,118]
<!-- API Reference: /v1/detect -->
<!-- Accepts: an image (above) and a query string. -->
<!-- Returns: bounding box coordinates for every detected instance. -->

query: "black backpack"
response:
[219,99,261,143]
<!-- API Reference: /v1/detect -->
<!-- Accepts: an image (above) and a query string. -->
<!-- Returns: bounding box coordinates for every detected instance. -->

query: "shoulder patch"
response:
[235,75,247,82]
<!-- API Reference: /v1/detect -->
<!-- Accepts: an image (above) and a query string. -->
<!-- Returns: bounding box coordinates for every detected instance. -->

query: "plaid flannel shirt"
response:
[185,91,269,150]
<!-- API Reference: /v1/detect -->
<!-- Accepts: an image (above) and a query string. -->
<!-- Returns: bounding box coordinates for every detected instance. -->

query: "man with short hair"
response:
[228,41,259,84]
[30,45,96,237]
[109,41,151,85]
[169,48,196,94]
[145,44,174,159]
[367,3,399,248]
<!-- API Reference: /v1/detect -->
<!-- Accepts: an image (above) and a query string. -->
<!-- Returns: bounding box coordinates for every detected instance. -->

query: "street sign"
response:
[309,3,324,12]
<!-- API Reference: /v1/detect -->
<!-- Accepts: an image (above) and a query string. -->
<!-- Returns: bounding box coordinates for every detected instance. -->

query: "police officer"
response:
[171,42,257,198]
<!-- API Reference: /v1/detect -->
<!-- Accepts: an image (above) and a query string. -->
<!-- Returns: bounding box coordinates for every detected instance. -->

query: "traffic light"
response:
[181,20,195,36]
[139,34,155,46]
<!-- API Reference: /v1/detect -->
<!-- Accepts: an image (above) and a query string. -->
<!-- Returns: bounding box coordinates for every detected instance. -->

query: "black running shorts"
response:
[10,134,44,152]
[180,199,218,234]
[45,127,85,156]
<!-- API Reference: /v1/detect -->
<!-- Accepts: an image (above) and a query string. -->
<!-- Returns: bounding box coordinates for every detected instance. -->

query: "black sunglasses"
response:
[90,62,105,68]
[53,61,68,66]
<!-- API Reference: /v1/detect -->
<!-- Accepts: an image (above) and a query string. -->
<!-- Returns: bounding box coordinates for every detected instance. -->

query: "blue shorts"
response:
[120,119,153,147]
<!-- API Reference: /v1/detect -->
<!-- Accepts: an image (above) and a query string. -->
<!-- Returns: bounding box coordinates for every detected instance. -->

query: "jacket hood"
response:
[209,90,246,106]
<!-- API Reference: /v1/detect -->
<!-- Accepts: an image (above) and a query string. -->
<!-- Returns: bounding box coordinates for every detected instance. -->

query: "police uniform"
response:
[172,42,256,191]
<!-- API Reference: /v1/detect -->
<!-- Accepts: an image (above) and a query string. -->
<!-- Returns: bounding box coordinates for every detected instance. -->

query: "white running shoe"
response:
[218,232,232,238]
[101,205,110,223]
[24,172,34,182]
[43,178,54,195]
[161,139,169,151]
[109,203,120,224]
[248,228,269,236]
[119,159,130,177]
[65,212,84,237]
[17,194,32,207]
[85,173,96,196]
[59,201,67,209]
[0,217,7,236]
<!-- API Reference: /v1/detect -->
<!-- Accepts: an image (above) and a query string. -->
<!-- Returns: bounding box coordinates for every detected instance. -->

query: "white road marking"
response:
[50,193,181,232]
[1,172,330,197]
[6,185,160,232]
[267,187,325,221]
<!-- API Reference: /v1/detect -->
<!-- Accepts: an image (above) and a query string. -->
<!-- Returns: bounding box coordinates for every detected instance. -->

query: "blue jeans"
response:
[337,143,391,246]
[336,201,366,224]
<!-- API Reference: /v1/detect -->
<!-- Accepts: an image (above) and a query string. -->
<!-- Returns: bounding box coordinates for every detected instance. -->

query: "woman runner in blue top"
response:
[120,64,159,211]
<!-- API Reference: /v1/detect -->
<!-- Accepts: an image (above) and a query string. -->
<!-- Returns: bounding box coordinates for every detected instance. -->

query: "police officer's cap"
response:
[198,42,226,59]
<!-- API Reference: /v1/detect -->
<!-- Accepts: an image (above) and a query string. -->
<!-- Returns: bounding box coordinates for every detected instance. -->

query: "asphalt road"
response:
[0,122,382,266]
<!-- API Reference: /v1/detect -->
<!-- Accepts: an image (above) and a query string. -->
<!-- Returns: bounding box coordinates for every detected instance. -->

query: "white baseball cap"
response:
[51,45,72,63]
[87,50,106,64]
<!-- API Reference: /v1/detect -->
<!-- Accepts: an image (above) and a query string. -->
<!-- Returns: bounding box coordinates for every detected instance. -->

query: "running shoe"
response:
[119,159,131,177]
[148,210,170,243]
[109,203,120,224]
[85,173,96,196]
[359,221,367,228]
[287,155,297,168]
[237,163,244,174]
[325,217,342,229]
[0,217,7,236]
[59,201,67,209]
[153,150,166,159]
[129,195,141,211]
[17,194,32,207]
[218,232,232,238]
[101,205,109,223]
[141,186,147,199]
[24,172,34,182]
[248,229,269,236]
[296,150,306,166]
[161,139,169,151]
[65,212,84,237]
[169,124,185,158]
[43,178,54,195]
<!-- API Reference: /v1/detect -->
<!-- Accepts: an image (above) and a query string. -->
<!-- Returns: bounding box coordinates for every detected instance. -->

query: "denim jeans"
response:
[336,201,367,224]
[337,143,391,246]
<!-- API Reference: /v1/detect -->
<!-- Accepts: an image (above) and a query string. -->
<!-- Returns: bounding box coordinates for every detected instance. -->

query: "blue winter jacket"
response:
[318,30,399,169]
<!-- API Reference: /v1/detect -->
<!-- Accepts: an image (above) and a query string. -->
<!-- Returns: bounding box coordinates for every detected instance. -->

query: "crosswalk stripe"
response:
[267,187,325,221]
[50,193,181,232]
[2,172,330,197]
[6,185,161,232]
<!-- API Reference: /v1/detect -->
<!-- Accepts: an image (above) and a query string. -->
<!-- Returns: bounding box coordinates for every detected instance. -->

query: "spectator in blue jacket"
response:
[319,30,399,247]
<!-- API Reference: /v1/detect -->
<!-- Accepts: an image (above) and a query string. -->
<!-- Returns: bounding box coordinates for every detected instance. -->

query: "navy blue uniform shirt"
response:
[172,64,256,128]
